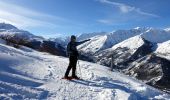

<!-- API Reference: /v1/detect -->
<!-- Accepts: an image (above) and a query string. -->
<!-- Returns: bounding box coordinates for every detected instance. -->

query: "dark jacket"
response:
[66,40,89,57]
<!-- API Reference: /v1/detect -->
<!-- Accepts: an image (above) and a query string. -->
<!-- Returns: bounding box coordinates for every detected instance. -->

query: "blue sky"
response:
[0,0,170,38]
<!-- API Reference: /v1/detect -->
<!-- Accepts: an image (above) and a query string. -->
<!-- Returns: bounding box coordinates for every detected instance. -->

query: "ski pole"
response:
[77,60,82,78]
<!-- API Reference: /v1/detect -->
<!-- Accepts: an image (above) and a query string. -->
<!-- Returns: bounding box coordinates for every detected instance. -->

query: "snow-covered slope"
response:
[78,35,108,55]
[111,35,145,52]
[0,42,169,99]
[155,40,170,60]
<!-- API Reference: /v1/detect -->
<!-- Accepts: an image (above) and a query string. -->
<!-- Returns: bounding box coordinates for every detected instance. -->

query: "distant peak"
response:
[133,27,153,30]
[0,22,17,30]
[134,27,141,30]
[164,27,170,31]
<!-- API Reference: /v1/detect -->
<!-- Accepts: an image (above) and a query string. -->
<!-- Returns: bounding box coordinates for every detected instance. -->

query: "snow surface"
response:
[0,42,170,99]
[78,35,108,54]
[155,40,170,60]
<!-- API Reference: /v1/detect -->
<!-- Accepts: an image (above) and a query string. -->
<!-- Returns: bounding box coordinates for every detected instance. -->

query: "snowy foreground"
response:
[0,41,170,100]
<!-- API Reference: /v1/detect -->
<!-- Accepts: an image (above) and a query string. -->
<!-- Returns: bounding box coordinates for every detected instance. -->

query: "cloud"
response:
[99,0,159,18]
[97,19,112,24]
[97,19,124,25]
[0,10,57,28]
[97,17,127,25]
[0,1,62,29]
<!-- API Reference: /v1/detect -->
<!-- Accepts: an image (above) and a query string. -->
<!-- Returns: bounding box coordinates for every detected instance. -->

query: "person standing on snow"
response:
[64,35,90,79]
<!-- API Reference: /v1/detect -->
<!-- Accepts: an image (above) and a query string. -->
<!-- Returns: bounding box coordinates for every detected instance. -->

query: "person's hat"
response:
[71,35,76,40]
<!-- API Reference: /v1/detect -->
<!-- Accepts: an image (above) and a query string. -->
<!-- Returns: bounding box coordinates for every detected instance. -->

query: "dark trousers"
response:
[65,56,78,77]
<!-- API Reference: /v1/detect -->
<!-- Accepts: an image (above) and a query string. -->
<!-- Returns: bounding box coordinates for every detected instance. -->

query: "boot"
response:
[72,75,80,79]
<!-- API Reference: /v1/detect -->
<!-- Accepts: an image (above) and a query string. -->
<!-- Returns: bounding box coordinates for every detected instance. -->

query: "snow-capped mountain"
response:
[53,27,170,56]
[0,23,66,56]
[77,27,146,55]
[141,28,170,43]
[0,40,169,99]
[164,27,170,32]
[78,27,170,56]
[49,36,70,47]
[0,23,17,31]
[0,23,44,42]
[51,27,170,55]
[77,32,107,41]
